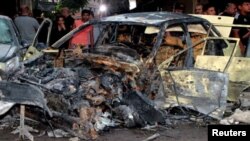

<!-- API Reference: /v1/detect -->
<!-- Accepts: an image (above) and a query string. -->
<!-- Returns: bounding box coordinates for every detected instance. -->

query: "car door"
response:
[155,22,228,119]
[22,18,53,64]
[194,36,250,101]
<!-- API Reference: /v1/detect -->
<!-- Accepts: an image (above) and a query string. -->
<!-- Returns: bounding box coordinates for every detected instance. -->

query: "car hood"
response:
[81,45,143,74]
[87,45,140,62]
[0,43,15,62]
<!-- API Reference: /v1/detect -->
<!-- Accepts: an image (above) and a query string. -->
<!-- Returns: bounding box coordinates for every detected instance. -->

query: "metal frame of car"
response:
[49,12,229,119]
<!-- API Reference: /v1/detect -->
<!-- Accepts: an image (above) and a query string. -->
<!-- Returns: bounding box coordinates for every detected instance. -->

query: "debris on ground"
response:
[141,133,160,141]
[0,49,232,140]
[220,109,250,125]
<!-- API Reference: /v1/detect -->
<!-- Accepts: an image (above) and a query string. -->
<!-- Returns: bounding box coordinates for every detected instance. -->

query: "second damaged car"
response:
[0,12,228,139]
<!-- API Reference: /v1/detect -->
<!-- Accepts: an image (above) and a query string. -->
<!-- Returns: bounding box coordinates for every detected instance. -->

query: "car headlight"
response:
[0,56,20,72]
[6,56,20,71]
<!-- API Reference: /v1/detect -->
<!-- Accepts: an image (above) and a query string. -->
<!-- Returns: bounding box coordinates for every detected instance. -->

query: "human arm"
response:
[232,28,246,55]
[89,28,94,48]
[33,18,40,31]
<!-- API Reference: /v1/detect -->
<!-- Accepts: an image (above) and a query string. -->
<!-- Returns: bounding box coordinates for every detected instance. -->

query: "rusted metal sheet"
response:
[158,69,228,119]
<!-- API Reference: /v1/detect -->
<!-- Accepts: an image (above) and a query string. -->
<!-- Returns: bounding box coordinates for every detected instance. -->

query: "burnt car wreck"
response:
[0,12,232,140]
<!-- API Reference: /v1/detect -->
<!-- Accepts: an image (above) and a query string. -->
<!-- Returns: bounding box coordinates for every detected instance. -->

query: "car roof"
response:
[100,12,207,25]
[52,12,212,48]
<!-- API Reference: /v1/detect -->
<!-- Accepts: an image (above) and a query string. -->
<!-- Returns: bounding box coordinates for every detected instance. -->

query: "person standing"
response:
[232,0,250,56]
[89,10,98,45]
[219,2,237,17]
[50,15,69,48]
[70,10,94,49]
[60,7,74,31]
[203,3,217,15]
[172,2,185,13]
[14,5,39,44]
[194,4,203,14]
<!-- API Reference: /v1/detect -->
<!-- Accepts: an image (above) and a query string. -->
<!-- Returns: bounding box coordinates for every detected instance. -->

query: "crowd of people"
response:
[14,5,94,50]
[174,0,250,56]
[12,0,250,56]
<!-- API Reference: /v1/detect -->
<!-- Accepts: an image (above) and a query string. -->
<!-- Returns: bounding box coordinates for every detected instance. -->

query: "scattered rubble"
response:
[0,53,233,140]
[47,129,70,138]
[0,46,236,140]
[239,91,250,108]
[220,109,250,125]
[142,133,160,141]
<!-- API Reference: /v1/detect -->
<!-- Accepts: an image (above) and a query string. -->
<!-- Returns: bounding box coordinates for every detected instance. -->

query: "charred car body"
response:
[191,15,250,103]
[0,12,229,139]
[0,15,24,72]
[0,15,52,73]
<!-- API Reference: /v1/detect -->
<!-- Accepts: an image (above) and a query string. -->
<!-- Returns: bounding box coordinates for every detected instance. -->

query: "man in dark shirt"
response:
[60,7,74,30]
[173,2,185,13]
[219,2,237,17]
[203,3,217,15]
[232,0,250,56]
